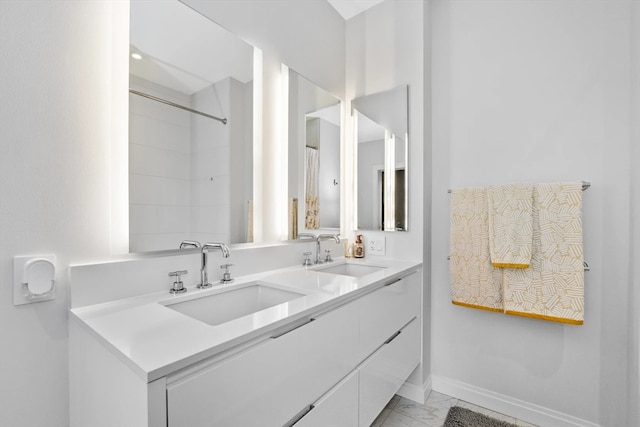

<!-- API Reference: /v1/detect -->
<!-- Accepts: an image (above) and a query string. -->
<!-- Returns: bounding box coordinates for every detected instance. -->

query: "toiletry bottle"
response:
[344,241,354,258]
[354,235,365,258]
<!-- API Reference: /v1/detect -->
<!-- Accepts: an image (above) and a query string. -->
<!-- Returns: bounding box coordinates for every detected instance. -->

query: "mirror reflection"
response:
[353,85,408,231]
[128,0,254,252]
[288,70,341,239]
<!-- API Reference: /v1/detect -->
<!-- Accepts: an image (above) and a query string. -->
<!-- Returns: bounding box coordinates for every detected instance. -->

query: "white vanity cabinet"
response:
[359,317,421,427]
[166,301,359,427]
[357,270,421,426]
[70,265,423,427]
[359,271,421,360]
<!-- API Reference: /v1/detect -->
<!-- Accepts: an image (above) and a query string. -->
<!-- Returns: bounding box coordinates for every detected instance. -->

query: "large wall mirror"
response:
[288,69,341,238]
[129,0,255,252]
[353,85,408,231]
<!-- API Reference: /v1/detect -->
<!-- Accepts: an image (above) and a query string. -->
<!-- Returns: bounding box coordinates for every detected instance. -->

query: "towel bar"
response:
[445,256,590,272]
[447,181,591,194]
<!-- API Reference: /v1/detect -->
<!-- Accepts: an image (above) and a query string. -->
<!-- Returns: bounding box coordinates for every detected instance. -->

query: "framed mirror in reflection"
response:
[353,85,408,231]
[128,0,254,253]
[288,69,341,239]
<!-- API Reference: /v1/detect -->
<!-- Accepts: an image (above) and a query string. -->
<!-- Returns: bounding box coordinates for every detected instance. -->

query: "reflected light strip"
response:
[384,132,395,230]
[276,63,289,240]
[111,0,130,254]
[352,112,358,229]
[253,47,263,242]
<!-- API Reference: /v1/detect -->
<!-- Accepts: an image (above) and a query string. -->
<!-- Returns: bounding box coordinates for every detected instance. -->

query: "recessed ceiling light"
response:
[131,52,142,60]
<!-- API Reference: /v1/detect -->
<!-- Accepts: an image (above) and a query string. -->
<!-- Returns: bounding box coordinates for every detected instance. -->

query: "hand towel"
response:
[487,184,534,268]
[450,187,503,312]
[502,182,584,325]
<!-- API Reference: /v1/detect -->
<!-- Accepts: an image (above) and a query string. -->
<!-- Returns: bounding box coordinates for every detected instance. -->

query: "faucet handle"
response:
[324,249,334,263]
[302,251,313,266]
[168,270,188,294]
[220,264,234,284]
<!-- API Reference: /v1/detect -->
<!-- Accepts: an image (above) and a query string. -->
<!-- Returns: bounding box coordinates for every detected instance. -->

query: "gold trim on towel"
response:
[452,300,504,313]
[491,262,529,269]
[505,310,584,325]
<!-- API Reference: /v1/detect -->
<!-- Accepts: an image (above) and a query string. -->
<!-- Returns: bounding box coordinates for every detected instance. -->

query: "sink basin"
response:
[164,283,305,326]
[315,263,386,277]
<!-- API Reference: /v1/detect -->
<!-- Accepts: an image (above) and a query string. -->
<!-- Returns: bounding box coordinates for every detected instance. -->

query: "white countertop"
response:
[70,257,421,382]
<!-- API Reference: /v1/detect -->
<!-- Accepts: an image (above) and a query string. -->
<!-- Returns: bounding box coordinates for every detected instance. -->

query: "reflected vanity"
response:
[352,85,408,232]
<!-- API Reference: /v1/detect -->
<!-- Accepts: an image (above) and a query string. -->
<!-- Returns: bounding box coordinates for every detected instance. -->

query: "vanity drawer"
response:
[359,316,421,427]
[359,271,420,360]
[294,370,359,427]
[166,301,358,427]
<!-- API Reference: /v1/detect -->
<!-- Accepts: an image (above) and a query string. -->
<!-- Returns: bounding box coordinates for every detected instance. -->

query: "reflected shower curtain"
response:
[305,147,320,229]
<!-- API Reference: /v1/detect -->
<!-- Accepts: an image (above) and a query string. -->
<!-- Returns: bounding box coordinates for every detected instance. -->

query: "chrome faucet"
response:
[298,233,340,264]
[198,242,231,288]
[179,240,201,249]
[317,234,340,264]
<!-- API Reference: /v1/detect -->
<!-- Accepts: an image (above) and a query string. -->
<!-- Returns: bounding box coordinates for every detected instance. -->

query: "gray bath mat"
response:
[444,406,518,427]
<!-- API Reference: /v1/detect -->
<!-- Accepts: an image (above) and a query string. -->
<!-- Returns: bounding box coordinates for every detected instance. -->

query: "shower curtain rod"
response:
[447,181,591,193]
[129,89,227,125]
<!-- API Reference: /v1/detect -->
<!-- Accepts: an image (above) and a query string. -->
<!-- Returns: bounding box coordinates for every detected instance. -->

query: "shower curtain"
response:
[305,146,320,229]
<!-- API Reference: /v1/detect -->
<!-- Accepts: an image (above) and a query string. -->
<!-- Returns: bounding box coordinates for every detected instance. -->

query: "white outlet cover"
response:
[368,236,386,255]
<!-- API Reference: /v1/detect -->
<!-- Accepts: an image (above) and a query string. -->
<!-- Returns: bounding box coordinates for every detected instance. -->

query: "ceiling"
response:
[327,0,385,20]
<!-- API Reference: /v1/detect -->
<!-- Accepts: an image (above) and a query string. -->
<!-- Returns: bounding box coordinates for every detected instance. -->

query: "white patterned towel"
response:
[487,184,534,269]
[502,182,584,325]
[450,187,503,312]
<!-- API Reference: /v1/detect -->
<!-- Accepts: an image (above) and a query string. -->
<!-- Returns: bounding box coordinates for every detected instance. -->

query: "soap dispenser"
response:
[354,235,365,258]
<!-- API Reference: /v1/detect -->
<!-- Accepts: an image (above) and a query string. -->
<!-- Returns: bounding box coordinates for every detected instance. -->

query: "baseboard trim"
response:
[431,375,599,427]
[397,375,432,404]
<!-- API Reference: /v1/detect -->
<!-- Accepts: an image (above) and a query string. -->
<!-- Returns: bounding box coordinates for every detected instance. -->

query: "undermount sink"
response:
[314,263,386,277]
[163,283,305,326]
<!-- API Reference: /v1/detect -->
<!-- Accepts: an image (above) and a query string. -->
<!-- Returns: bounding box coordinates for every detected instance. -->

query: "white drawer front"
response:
[167,302,358,427]
[294,371,359,427]
[359,271,420,361]
[359,317,421,427]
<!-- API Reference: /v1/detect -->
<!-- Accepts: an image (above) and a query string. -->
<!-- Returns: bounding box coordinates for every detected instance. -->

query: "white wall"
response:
[431,1,637,425]
[629,3,640,425]
[0,2,128,426]
[346,0,429,393]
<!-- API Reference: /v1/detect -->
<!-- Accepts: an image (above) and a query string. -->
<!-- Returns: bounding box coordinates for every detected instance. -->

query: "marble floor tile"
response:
[380,409,429,427]
[369,392,540,427]
[392,391,458,427]
[515,419,539,427]
[371,408,393,427]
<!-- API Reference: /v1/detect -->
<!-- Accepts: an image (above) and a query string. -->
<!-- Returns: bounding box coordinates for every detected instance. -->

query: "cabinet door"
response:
[166,301,358,427]
[359,317,421,427]
[359,271,421,361]
[294,371,359,427]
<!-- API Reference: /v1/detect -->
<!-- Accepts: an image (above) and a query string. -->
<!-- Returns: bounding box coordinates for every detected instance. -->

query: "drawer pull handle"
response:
[384,330,402,344]
[271,318,315,339]
[283,404,315,427]
[384,278,403,287]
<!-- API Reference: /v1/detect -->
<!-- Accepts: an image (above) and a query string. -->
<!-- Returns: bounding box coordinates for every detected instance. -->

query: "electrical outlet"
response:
[367,236,386,256]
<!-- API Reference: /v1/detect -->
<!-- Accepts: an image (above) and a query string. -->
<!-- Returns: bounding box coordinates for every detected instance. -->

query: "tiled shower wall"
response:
[129,76,252,252]
[129,75,192,251]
